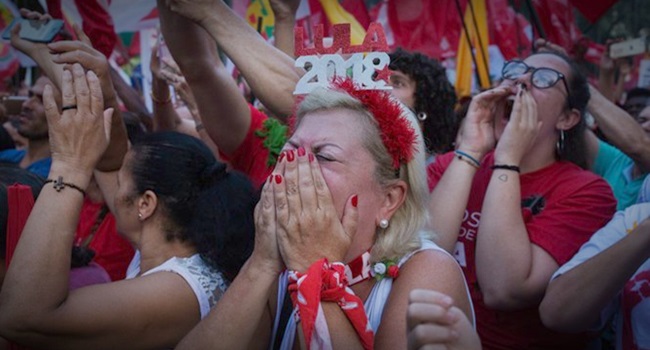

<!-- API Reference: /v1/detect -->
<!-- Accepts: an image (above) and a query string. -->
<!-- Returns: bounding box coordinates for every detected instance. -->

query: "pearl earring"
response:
[379,219,389,229]
[138,213,143,220]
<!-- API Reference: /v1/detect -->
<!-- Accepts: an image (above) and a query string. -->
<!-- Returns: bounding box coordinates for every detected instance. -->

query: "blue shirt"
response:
[593,140,646,210]
[0,149,51,178]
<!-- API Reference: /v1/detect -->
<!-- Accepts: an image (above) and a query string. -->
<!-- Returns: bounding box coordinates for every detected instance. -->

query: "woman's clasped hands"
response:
[254,147,359,274]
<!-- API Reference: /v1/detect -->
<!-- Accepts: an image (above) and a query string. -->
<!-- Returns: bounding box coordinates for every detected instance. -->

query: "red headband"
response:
[332,78,417,169]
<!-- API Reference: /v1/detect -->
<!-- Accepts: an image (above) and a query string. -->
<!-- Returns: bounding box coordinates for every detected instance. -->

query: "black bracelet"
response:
[491,164,521,173]
[44,176,86,197]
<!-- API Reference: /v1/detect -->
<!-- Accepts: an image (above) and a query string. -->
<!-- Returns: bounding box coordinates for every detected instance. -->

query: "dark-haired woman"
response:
[428,52,617,348]
[0,64,257,349]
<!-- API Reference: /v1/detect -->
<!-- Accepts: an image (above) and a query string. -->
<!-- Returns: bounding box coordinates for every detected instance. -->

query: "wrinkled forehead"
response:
[524,53,572,79]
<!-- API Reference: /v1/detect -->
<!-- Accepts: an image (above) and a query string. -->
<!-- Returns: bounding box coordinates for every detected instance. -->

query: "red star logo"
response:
[374,66,393,84]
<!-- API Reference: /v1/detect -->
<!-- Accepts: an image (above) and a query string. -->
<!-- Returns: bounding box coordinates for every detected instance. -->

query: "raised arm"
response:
[586,84,650,173]
[474,86,559,310]
[269,0,301,58]
[428,87,510,253]
[166,0,300,118]
[0,64,206,350]
[540,214,650,332]
[157,1,251,155]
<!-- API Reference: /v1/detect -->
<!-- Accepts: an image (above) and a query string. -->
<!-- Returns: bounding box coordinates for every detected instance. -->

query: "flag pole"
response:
[454,0,484,88]
[467,0,491,87]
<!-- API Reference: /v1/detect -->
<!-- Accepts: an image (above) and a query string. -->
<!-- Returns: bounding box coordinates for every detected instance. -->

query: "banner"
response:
[0,0,20,84]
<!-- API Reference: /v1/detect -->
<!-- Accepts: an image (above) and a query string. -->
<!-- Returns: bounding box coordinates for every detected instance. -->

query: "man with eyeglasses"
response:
[428,51,616,349]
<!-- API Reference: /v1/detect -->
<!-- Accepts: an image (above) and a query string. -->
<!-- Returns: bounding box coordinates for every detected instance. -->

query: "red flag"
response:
[386,0,463,59]
[341,0,371,29]
[5,184,35,267]
[486,0,532,60]
[569,0,616,23]
[531,0,581,51]
[46,0,117,58]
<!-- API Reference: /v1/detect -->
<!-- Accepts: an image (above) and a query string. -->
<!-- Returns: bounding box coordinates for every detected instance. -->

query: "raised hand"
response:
[9,9,53,55]
[269,0,301,20]
[43,64,113,173]
[48,24,115,103]
[494,84,541,165]
[457,87,511,160]
[407,289,481,350]
[274,148,358,272]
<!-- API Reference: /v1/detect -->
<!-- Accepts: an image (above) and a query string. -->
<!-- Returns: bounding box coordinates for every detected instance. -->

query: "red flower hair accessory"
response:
[332,78,416,169]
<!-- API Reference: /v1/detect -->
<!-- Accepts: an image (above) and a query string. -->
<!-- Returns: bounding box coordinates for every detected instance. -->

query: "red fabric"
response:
[486,0,532,60]
[531,0,581,52]
[46,0,117,58]
[386,0,463,59]
[5,184,34,267]
[341,0,371,29]
[569,0,616,23]
[5,185,34,350]
[74,198,133,281]
[427,151,616,349]
[622,269,650,350]
[288,259,373,350]
[218,104,275,190]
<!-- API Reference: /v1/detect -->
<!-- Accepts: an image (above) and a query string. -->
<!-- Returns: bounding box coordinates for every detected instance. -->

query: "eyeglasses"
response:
[501,60,573,109]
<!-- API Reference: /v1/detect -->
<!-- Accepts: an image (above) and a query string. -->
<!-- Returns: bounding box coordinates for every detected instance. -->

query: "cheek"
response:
[319,168,349,218]
[391,88,415,110]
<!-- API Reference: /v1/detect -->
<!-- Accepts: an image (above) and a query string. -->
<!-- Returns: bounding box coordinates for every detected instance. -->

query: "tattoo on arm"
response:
[498,174,508,182]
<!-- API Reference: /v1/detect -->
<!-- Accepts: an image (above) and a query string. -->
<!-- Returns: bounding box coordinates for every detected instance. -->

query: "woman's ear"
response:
[556,108,581,131]
[375,180,407,226]
[137,190,158,221]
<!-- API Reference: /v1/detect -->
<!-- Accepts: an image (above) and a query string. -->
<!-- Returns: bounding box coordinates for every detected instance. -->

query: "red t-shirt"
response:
[219,104,281,189]
[428,151,617,350]
[74,199,134,281]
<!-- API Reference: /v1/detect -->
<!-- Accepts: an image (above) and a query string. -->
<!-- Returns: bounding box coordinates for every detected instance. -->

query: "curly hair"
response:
[389,48,459,154]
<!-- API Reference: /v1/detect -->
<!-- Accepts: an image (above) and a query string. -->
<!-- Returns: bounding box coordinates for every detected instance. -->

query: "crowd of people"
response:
[0,0,648,349]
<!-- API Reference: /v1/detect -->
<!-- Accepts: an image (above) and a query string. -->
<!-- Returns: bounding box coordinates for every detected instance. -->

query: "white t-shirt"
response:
[127,251,228,318]
[553,203,650,350]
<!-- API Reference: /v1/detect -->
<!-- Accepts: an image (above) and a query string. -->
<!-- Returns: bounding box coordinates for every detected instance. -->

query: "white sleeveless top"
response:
[270,239,475,349]
[126,251,229,318]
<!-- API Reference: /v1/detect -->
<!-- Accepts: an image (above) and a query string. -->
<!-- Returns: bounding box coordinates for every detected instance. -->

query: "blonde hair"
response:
[296,87,433,262]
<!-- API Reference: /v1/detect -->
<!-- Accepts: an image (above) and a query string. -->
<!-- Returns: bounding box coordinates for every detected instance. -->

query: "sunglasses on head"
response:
[501,60,573,109]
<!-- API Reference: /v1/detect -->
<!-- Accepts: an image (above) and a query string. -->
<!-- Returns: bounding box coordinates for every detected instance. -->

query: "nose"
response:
[21,96,37,113]
[512,71,533,91]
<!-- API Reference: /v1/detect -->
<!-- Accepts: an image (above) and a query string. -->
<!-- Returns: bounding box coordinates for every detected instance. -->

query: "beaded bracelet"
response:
[456,154,479,169]
[44,176,86,197]
[454,150,481,168]
[491,164,521,173]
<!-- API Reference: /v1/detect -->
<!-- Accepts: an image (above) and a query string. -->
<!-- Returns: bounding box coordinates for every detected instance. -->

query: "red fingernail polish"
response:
[351,195,358,208]
[287,150,295,162]
[268,175,273,184]
[297,147,306,157]
[275,174,282,184]
[308,153,314,162]
[278,152,286,162]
